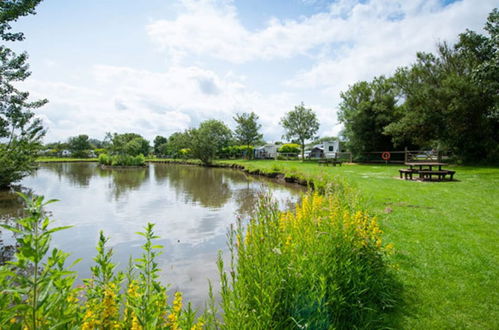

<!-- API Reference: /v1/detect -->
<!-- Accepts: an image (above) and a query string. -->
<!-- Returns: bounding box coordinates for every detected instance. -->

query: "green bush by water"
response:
[99,153,146,166]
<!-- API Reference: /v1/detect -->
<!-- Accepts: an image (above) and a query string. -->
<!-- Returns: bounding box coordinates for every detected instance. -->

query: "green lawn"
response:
[218,160,499,329]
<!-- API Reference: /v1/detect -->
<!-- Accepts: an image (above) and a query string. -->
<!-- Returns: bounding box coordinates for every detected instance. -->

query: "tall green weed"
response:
[218,191,397,329]
[0,194,203,329]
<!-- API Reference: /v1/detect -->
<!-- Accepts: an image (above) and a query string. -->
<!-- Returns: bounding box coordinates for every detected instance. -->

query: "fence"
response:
[358,149,451,164]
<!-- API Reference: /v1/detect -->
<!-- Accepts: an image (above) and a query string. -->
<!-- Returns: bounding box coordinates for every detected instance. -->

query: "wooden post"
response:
[404,147,408,164]
[438,150,442,162]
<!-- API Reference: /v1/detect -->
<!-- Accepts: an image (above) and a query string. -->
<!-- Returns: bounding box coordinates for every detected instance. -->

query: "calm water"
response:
[0,162,303,307]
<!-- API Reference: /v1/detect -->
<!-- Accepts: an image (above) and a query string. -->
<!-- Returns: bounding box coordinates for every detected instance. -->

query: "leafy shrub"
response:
[98,153,145,166]
[219,145,254,159]
[0,194,204,329]
[179,148,191,159]
[98,153,112,165]
[278,143,300,154]
[218,191,396,329]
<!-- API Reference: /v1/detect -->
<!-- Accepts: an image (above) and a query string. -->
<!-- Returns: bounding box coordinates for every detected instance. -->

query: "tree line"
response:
[338,9,498,163]
[42,103,321,166]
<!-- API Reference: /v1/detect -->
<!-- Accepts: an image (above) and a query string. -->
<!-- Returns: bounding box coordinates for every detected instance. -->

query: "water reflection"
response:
[0,162,304,308]
[43,162,96,187]
[0,189,26,219]
[99,167,149,200]
[154,165,232,208]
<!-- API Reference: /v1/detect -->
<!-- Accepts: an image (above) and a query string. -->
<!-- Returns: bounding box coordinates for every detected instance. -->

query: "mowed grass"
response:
[219,160,499,329]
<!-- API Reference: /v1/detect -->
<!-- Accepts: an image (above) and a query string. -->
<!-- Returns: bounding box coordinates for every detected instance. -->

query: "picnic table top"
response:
[405,162,447,166]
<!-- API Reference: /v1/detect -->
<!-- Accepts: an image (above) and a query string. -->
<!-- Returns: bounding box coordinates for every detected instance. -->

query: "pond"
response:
[0,162,304,308]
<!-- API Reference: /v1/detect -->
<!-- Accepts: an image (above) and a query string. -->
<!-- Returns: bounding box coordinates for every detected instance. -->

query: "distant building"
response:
[307,141,340,159]
[254,144,278,159]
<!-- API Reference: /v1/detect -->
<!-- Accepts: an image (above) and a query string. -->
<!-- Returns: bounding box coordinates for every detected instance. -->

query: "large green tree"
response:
[338,76,402,158]
[233,112,263,159]
[385,11,498,162]
[109,133,150,157]
[280,103,319,161]
[153,135,168,156]
[189,120,232,165]
[337,10,498,163]
[166,131,190,158]
[67,134,91,158]
[0,0,47,188]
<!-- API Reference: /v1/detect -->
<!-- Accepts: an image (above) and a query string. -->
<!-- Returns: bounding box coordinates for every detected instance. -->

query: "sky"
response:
[8,0,497,143]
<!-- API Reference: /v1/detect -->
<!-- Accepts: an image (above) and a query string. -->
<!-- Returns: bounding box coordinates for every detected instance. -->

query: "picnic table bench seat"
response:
[399,168,416,179]
[418,170,455,181]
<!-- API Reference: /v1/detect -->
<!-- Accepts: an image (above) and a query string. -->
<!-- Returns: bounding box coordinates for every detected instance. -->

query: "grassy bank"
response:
[36,157,98,162]
[216,160,498,329]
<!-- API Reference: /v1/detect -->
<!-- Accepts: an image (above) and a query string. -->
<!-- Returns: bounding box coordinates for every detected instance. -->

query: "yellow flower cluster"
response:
[275,192,388,253]
[190,320,205,330]
[102,283,119,322]
[81,308,100,330]
[81,283,120,329]
[166,292,183,330]
[131,314,142,330]
[127,280,140,298]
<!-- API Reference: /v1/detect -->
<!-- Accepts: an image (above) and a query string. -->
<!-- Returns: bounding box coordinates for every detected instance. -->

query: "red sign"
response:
[381,152,391,160]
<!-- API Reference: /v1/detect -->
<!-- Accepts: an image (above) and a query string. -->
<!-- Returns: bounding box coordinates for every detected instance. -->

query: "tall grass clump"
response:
[99,153,146,166]
[218,190,397,329]
[0,194,203,329]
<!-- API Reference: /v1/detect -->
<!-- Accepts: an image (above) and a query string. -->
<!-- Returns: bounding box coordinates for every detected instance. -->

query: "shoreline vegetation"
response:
[1,165,397,329]
[27,158,499,328]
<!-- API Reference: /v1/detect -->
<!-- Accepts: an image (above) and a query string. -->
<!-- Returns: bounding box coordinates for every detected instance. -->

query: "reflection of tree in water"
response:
[0,185,35,219]
[0,188,30,264]
[98,167,149,199]
[233,184,261,218]
[154,165,234,208]
[42,163,97,187]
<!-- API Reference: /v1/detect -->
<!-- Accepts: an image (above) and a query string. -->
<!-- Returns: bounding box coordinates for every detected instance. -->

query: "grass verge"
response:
[218,160,499,329]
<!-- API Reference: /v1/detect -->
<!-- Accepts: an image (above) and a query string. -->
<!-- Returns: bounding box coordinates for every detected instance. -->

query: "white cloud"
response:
[25,65,326,142]
[146,0,496,91]
[146,0,346,63]
[147,0,495,66]
[288,0,496,92]
[21,0,496,143]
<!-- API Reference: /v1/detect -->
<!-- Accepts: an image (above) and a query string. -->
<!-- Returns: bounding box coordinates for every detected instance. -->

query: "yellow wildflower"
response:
[166,292,183,330]
[191,320,204,330]
[131,313,142,330]
[127,281,140,298]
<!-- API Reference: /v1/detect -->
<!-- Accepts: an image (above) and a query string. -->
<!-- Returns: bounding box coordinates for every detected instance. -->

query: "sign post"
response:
[381,151,391,165]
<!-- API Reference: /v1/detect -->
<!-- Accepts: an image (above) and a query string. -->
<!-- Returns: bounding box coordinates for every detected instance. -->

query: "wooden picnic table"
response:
[401,162,455,181]
[405,162,447,171]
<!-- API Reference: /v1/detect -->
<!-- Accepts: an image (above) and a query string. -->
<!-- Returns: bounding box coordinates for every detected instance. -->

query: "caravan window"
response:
[329,146,334,151]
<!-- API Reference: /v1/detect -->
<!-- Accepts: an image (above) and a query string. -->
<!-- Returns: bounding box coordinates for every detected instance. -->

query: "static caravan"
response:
[254,144,278,159]
[323,140,340,158]
[308,141,340,159]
